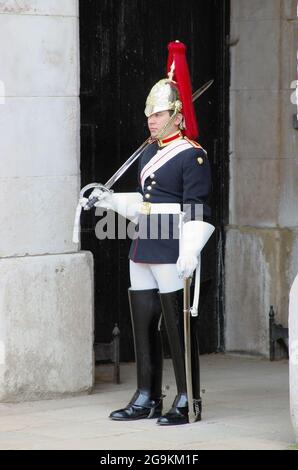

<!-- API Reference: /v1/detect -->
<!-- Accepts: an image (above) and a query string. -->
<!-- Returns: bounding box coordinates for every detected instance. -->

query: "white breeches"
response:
[129,260,183,294]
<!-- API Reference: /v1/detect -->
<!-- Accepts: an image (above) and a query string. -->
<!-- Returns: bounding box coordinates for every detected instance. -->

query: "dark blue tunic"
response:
[129,138,212,264]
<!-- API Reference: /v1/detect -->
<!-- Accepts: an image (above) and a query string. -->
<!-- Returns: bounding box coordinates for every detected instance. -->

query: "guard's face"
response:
[147,111,179,139]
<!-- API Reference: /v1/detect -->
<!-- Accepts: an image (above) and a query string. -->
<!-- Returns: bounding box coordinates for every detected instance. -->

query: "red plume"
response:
[167,41,198,140]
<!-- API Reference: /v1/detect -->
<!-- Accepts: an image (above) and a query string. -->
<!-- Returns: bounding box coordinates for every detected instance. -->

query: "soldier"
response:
[87,41,214,425]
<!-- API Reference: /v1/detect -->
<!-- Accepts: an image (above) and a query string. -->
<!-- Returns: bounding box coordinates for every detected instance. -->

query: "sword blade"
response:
[184,277,197,424]
[191,79,214,102]
[104,138,151,189]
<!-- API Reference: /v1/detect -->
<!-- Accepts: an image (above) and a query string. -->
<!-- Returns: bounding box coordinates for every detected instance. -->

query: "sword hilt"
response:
[85,196,99,210]
[84,184,113,210]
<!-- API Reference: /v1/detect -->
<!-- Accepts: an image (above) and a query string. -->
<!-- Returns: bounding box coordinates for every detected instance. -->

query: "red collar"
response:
[157,131,183,147]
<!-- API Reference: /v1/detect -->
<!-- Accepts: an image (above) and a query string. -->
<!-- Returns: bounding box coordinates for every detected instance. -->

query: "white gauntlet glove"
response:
[79,197,89,209]
[94,192,143,222]
[176,253,198,280]
[79,188,142,222]
[177,220,215,279]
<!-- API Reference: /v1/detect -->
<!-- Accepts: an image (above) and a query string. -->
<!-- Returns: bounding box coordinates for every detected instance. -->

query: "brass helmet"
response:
[144,79,182,118]
[144,41,198,141]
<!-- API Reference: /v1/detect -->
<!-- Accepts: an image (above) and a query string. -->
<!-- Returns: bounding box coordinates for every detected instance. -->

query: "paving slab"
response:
[0,354,295,450]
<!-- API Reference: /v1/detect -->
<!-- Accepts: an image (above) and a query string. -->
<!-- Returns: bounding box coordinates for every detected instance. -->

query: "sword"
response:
[84,79,214,210]
[183,277,197,424]
[85,138,151,210]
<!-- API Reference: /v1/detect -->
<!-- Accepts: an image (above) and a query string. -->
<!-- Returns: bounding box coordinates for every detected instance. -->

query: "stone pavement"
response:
[0,354,295,450]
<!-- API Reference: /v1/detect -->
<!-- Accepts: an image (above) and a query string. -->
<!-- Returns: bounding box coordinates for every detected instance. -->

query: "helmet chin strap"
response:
[156,107,183,140]
[156,111,178,140]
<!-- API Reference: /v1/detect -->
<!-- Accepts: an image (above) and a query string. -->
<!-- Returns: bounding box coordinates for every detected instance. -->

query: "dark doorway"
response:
[79,0,230,362]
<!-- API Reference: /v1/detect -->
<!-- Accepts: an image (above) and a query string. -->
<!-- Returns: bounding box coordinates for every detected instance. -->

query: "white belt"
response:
[139,202,181,215]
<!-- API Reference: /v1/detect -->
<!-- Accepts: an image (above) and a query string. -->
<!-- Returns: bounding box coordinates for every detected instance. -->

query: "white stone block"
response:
[289,273,298,442]
[225,228,275,356]
[0,251,94,402]
[282,0,298,20]
[0,14,79,96]
[229,90,280,159]
[229,157,279,227]
[0,79,5,102]
[226,228,298,356]
[230,19,280,91]
[280,19,298,91]
[0,97,79,177]
[0,0,78,17]
[289,233,298,289]
[279,159,298,227]
[0,175,80,257]
[280,90,298,159]
[231,0,281,20]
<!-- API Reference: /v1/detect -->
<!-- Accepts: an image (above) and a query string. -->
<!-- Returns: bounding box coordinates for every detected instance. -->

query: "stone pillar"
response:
[289,274,298,442]
[0,0,94,401]
[226,0,298,355]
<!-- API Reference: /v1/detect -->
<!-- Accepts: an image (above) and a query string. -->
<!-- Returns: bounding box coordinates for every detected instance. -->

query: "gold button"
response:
[150,173,155,179]
[147,186,152,191]
[152,181,157,185]
[145,194,150,199]
[197,157,204,165]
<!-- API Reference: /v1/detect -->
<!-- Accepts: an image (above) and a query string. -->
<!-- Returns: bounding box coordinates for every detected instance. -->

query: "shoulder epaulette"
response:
[184,136,202,149]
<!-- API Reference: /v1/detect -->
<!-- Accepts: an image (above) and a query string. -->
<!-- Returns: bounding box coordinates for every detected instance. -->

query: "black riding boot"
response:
[157,288,201,425]
[109,289,163,420]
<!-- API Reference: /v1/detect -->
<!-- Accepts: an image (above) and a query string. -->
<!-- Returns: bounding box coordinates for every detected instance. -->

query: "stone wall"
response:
[0,0,94,401]
[226,0,298,355]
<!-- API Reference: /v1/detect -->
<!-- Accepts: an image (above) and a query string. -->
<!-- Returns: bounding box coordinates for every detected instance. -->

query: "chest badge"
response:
[197,157,204,165]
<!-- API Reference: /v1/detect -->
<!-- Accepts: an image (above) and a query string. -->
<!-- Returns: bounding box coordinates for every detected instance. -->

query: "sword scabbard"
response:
[183,277,197,423]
